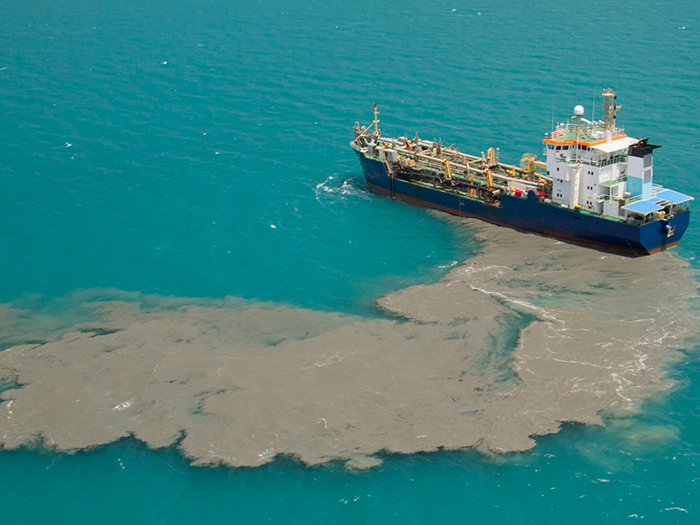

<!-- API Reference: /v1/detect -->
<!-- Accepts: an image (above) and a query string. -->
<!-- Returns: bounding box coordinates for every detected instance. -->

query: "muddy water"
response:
[1,221,697,468]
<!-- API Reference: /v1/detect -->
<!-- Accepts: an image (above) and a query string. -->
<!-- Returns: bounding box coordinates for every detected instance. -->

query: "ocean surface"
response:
[1,0,700,522]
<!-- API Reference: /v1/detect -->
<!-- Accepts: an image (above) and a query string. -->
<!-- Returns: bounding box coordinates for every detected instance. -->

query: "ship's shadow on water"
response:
[0,220,698,470]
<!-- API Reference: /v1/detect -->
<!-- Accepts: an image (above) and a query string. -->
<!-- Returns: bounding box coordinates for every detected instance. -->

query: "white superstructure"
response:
[544,89,660,219]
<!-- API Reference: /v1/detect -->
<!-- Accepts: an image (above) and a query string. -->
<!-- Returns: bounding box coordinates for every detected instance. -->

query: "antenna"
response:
[551,105,555,132]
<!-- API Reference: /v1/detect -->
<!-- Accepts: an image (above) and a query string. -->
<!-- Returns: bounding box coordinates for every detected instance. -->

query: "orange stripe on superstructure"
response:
[543,139,576,145]
[543,133,628,147]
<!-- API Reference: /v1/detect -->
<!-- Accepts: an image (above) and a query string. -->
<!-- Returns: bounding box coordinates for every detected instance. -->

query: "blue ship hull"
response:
[356,150,689,255]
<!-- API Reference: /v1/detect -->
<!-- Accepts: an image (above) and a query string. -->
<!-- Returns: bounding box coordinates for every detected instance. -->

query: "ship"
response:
[350,90,692,255]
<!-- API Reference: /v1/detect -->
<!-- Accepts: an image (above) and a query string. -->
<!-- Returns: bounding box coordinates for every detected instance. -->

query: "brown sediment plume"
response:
[0,220,697,468]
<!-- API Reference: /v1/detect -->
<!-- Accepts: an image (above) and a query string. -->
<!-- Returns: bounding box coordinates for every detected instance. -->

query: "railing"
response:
[555,154,627,168]
[623,185,672,206]
[599,176,627,187]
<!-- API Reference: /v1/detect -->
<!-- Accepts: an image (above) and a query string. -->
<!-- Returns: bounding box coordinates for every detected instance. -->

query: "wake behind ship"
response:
[350,91,692,255]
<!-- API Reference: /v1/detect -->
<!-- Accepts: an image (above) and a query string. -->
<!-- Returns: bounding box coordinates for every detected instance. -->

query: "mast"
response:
[372,103,380,136]
[602,89,621,132]
[574,104,584,163]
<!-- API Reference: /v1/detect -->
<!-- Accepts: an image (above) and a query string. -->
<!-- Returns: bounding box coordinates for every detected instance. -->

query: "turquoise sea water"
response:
[1,0,700,522]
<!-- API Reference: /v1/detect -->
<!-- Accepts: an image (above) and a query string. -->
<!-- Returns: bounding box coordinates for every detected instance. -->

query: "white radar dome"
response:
[574,105,585,116]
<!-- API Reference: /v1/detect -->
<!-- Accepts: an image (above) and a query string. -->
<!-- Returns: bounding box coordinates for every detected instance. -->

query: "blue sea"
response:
[1,0,700,522]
